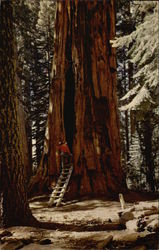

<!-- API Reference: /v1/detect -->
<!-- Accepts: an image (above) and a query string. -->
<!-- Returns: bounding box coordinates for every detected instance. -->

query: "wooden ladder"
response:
[48,155,73,207]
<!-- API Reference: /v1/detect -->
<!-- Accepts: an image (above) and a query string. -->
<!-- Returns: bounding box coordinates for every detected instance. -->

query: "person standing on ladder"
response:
[58,141,72,171]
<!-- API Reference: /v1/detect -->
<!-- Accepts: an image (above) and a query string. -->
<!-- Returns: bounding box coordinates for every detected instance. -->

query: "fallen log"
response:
[136,214,159,232]
[77,221,126,231]
[144,214,159,226]
[0,230,12,239]
[137,209,159,218]
[0,241,24,250]
[36,220,126,231]
[143,209,159,216]
[147,219,159,232]
[135,201,158,211]
[112,231,158,249]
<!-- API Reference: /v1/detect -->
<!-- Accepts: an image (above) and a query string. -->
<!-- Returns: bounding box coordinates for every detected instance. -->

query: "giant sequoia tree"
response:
[42,0,126,198]
[0,1,36,226]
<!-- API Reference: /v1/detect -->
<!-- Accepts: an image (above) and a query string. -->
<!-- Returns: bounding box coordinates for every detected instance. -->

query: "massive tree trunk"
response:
[47,0,126,198]
[0,1,36,227]
[30,0,126,198]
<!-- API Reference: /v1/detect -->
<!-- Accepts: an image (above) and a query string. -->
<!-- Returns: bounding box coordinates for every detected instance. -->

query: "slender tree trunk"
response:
[0,1,36,227]
[143,115,155,192]
[136,116,155,192]
[123,50,130,162]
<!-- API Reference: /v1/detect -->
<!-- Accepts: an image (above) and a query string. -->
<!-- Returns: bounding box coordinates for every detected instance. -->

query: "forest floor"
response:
[0,195,159,250]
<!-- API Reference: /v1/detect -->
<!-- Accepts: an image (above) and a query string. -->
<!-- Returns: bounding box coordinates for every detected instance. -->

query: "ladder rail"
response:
[48,154,73,207]
[49,164,72,197]
[56,165,73,206]
[50,166,73,196]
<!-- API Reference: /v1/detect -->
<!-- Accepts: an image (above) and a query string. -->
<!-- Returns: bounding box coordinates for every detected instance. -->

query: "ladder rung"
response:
[60,180,68,183]
[63,167,72,170]
[54,194,64,199]
[48,162,73,207]
[53,198,60,202]
[61,170,70,173]
[54,196,59,203]
[52,191,61,195]
[53,192,64,197]
[52,189,66,198]
[58,181,67,184]
[59,177,68,181]
[60,177,68,181]
[55,188,65,193]
[59,176,68,180]
[61,174,69,177]
[55,186,63,190]
[61,175,69,178]
[62,169,71,172]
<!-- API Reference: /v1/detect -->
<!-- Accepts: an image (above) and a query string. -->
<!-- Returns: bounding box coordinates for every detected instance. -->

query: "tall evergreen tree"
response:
[116,0,135,168]
[15,0,56,170]
[0,0,36,226]
[30,0,126,198]
[113,1,159,191]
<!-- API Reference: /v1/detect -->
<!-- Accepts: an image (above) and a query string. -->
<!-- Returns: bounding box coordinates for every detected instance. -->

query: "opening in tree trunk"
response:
[64,39,75,151]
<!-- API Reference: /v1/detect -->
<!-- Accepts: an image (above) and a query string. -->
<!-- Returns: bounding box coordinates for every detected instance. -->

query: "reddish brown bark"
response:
[30,0,126,198]
[45,0,126,199]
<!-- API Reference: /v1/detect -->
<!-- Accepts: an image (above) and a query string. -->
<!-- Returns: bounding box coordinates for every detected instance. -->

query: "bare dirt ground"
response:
[0,197,159,249]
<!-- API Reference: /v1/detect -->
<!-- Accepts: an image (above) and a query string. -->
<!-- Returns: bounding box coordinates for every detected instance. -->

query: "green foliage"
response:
[116,1,159,191]
[114,2,158,112]
[14,0,56,169]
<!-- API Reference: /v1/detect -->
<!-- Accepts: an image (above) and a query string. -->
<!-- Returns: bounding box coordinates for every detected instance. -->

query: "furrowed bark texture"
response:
[38,0,126,198]
[17,95,32,184]
[0,1,35,227]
